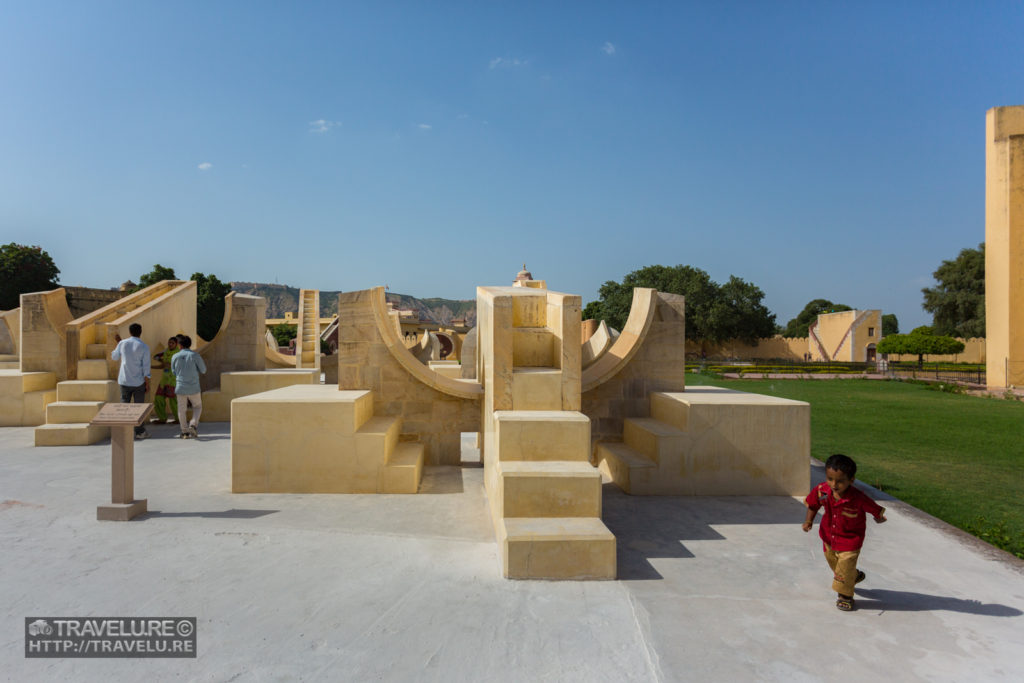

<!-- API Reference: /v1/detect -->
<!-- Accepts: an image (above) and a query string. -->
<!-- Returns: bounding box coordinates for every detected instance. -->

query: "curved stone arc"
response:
[198,293,268,390]
[368,286,483,399]
[265,342,296,368]
[581,319,613,370]
[580,287,659,393]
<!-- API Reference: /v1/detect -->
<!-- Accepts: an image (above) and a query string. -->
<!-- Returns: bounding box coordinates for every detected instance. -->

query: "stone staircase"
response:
[295,289,320,370]
[596,387,809,496]
[0,353,19,370]
[231,385,424,493]
[0,369,57,427]
[480,287,615,580]
[35,345,118,446]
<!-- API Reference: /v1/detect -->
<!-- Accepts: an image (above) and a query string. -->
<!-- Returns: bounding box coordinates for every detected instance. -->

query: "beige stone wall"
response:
[336,288,480,466]
[19,288,73,379]
[199,293,267,391]
[64,286,129,318]
[0,308,20,356]
[581,289,686,446]
[986,106,1024,387]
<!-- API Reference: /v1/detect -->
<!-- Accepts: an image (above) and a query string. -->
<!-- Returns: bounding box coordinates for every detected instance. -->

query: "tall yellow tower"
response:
[985,106,1024,388]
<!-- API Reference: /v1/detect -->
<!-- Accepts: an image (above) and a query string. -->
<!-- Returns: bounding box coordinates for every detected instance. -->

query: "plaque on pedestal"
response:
[91,402,153,521]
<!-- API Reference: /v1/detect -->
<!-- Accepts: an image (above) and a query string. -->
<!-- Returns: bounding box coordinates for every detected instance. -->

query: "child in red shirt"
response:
[802,454,886,611]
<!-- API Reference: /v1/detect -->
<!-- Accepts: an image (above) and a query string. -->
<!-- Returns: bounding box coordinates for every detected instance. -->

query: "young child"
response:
[802,454,886,611]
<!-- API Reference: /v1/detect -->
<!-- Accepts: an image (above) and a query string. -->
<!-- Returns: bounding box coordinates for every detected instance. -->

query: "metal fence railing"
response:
[884,362,985,385]
[687,357,988,385]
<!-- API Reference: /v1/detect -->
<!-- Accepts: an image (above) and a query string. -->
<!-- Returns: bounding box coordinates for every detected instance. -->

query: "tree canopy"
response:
[582,264,776,345]
[192,272,231,342]
[133,264,230,341]
[136,264,177,290]
[877,325,965,366]
[921,243,984,338]
[0,243,61,310]
[882,313,899,336]
[781,299,852,338]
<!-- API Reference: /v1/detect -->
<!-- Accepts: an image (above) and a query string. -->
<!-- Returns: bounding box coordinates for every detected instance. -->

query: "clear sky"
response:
[3,1,1021,331]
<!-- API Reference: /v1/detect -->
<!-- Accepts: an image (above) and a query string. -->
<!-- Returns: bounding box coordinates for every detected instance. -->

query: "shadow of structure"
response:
[140,508,278,519]
[602,484,807,580]
[418,466,466,494]
[854,588,1023,616]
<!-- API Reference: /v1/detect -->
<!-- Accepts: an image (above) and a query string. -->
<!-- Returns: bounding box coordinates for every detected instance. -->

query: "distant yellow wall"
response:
[686,337,805,360]
[986,106,1024,387]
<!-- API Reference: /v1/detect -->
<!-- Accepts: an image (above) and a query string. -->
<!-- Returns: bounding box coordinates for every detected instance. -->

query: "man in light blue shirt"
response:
[111,322,151,440]
[171,334,206,439]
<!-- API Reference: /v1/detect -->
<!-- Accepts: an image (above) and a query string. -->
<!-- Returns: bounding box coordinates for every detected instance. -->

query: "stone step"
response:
[623,417,687,466]
[493,410,590,462]
[46,400,106,424]
[381,442,424,494]
[77,359,109,380]
[0,353,18,362]
[0,361,18,370]
[498,460,602,518]
[0,370,57,393]
[595,442,657,495]
[499,517,616,580]
[86,343,107,359]
[57,380,119,403]
[511,367,562,411]
[35,423,109,447]
[0,383,56,427]
[354,415,401,466]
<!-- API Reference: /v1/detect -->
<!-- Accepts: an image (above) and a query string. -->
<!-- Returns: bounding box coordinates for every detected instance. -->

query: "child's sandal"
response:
[855,570,866,584]
[836,595,855,611]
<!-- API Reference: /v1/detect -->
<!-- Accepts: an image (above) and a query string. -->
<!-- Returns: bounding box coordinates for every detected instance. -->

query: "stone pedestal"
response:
[92,403,152,521]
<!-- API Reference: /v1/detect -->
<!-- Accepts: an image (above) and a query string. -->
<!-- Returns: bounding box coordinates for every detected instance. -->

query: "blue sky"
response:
[2,1,1021,331]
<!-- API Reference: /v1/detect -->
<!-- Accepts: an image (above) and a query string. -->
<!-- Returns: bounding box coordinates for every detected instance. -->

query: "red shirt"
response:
[805,482,885,551]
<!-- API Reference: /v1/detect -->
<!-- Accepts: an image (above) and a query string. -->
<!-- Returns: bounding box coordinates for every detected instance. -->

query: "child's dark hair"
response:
[825,453,856,479]
[177,334,192,349]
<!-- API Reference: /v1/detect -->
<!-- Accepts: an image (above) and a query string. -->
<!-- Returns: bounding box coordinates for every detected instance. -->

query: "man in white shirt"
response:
[111,322,151,440]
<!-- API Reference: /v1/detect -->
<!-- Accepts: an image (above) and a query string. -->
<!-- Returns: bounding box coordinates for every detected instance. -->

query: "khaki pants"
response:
[177,392,202,429]
[823,543,861,596]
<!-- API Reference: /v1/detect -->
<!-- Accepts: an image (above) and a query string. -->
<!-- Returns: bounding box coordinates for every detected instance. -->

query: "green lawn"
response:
[687,374,1024,558]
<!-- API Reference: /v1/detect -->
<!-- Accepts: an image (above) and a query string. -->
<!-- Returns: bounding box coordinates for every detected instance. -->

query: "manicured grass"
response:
[687,374,1024,558]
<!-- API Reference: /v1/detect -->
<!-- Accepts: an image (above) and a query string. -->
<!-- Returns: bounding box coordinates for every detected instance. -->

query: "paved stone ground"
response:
[1,425,1021,681]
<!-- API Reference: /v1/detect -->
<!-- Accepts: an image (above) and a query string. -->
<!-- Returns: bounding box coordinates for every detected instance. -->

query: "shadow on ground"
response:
[602,484,807,580]
[141,508,278,519]
[854,588,1022,616]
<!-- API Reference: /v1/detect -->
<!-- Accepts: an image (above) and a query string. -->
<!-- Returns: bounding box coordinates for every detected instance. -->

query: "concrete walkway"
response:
[1,425,1021,681]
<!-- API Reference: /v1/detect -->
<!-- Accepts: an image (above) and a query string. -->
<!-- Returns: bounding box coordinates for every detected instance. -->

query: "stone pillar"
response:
[985,106,1024,388]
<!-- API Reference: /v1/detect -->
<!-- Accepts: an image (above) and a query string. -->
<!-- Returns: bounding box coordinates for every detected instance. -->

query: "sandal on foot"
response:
[855,570,866,584]
[836,595,855,611]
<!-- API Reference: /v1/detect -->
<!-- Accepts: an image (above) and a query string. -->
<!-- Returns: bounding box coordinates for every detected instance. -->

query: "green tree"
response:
[877,325,965,367]
[0,243,60,310]
[882,313,899,336]
[922,243,985,338]
[583,264,776,346]
[136,264,177,290]
[192,272,232,342]
[270,323,297,347]
[781,299,852,338]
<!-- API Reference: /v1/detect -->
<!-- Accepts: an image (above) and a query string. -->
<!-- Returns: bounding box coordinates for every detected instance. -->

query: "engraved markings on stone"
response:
[91,403,153,426]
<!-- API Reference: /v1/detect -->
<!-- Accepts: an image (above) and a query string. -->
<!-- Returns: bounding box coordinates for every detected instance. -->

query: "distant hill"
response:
[231,282,476,326]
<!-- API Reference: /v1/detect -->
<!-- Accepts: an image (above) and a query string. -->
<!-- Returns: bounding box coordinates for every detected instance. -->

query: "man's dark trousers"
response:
[120,384,147,436]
